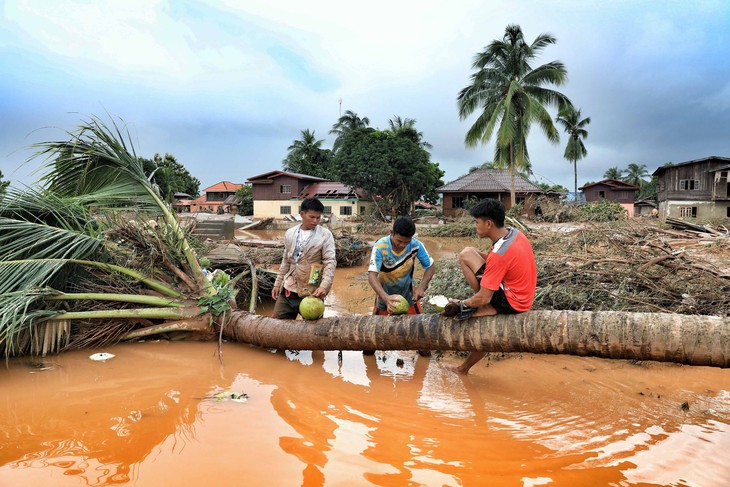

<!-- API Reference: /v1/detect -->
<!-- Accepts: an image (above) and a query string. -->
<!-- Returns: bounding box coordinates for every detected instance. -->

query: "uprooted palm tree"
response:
[1,115,728,368]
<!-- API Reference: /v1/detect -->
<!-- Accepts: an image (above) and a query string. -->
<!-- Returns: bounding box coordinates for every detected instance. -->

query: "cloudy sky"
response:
[1,0,729,193]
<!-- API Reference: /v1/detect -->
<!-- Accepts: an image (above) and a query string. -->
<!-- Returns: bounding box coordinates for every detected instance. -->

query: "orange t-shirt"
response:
[480,228,537,312]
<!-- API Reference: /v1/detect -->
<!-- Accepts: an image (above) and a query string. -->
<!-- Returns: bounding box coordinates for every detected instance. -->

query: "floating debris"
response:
[200,391,249,403]
[89,352,115,361]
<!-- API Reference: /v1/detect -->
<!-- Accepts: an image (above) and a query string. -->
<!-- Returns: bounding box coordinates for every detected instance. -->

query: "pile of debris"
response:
[532,219,730,315]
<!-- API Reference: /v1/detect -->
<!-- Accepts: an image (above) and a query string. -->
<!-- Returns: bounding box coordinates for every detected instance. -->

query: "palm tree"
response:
[387,116,433,150]
[225,311,729,368]
[282,129,332,178]
[0,115,219,357]
[603,166,623,179]
[329,110,370,153]
[555,107,590,201]
[623,163,650,187]
[457,24,572,207]
[4,115,727,367]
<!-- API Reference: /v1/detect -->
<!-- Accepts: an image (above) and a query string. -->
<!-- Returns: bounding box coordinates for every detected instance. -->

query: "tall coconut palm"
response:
[457,24,572,207]
[329,110,370,153]
[556,106,590,201]
[623,163,650,187]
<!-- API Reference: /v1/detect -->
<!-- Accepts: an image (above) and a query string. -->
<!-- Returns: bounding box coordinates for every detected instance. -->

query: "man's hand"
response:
[312,286,327,299]
[413,286,427,302]
[385,294,405,313]
[272,287,280,300]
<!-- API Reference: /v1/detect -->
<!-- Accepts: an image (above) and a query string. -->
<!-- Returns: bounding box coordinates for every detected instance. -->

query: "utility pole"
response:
[338,98,342,117]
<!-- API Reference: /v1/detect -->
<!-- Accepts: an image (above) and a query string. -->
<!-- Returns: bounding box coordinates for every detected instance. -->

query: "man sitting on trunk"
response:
[445,198,537,374]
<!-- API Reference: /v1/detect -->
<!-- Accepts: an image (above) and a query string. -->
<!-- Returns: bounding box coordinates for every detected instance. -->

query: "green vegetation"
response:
[140,153,200,202]
[556,106,591,200]
[282,129,333,179]
[332,128,444,216]
[457,24,572,207]
[0,115,220,357]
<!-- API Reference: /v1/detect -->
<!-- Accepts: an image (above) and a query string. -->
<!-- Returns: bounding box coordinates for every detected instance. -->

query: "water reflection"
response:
[2,342,729,486]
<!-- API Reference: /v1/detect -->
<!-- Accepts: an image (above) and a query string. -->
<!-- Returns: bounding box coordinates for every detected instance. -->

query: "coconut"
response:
[428,295,449,312]
[391,295,410,315]
[299,296,325,320]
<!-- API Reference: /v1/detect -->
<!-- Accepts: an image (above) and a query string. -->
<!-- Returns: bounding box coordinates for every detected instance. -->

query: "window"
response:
[340,206,352,216]
[679,179,699,190]
[322,206,332,215]
[452,196,465,209]
[280,185,292,194]
[727,206,730,218]
[598,191,606,198]
[360,206,366,215]
[679,206,697,218]
[280,206,291,215]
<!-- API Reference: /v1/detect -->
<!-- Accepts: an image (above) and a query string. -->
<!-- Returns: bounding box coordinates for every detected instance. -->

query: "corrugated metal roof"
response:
[298,182,366,199]
[247,170,329,183]
[437,169,542,193]
[579,178,640,190]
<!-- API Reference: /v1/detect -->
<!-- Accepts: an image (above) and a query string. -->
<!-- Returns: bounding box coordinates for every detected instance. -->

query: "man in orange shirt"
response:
[445,198,537,374]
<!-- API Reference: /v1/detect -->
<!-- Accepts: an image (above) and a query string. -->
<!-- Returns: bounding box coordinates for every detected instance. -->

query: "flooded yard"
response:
[2,229,729,486]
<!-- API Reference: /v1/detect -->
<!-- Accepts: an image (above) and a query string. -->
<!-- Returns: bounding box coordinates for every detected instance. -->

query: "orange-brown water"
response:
[2,231,729,486]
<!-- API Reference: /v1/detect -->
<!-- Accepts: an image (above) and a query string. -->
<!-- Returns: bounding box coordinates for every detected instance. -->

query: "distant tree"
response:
[332,129,444,216]
[457,24,571,207]
[603,166,623,179]
[282,129,333,179]
[623,163,650,187]
[636,176,658,202]
[556,106,590,201]
[234,184,253,216]
[141,153,200,202]
[0,170,9,197]
[387,116,433,150]
[330,110,370,153]
[537,182,569,193]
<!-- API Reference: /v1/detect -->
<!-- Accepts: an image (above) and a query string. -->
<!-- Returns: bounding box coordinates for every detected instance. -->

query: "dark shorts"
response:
[475,263,519,314]
[490,288,519,314]
[273,289,304,319]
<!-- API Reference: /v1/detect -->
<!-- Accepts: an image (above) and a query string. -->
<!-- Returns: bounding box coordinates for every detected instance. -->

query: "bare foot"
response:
[441,363,467,375]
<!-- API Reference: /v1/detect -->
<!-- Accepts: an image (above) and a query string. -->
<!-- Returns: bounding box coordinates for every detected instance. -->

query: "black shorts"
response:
[490,288,519,314]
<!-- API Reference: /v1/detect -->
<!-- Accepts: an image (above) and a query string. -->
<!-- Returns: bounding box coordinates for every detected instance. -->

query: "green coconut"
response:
[299,296,325,320]
[391,295,410,315]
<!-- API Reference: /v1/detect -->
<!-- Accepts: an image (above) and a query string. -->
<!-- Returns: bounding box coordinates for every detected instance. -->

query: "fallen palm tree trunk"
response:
[224,310,730,368]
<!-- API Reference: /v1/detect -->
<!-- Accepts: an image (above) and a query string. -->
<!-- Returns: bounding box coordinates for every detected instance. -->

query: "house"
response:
[247,171,372,219]
[436,169,543,218]
[578,179,640,217]
[634,199,658,218]
[652,156,730,221]
[185,181,244,214]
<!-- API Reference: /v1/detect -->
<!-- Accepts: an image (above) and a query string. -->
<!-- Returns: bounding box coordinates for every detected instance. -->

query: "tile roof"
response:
[437,169,542,193]
[203,181,244,193]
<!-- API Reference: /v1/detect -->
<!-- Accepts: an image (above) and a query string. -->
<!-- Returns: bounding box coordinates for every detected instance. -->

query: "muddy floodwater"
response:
[2,233,730,486]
